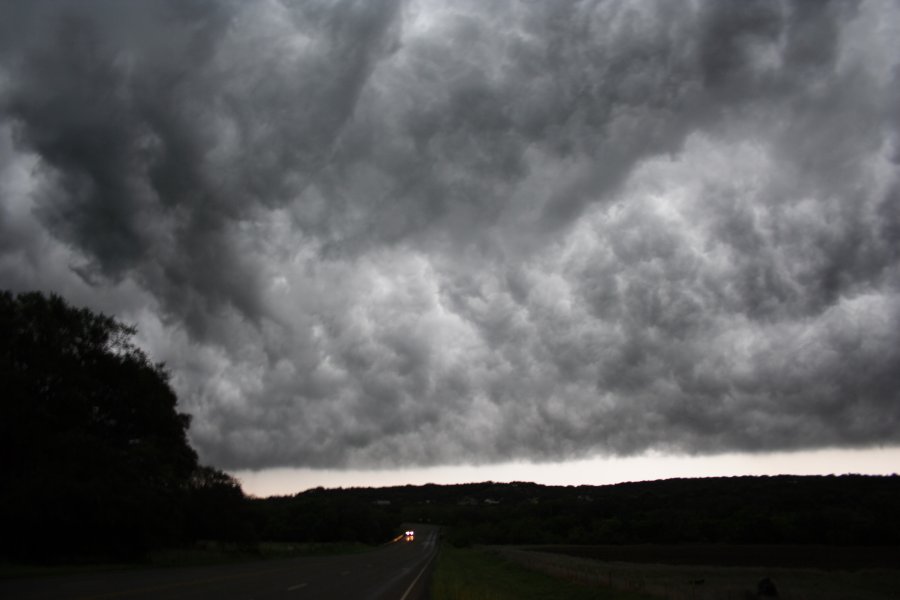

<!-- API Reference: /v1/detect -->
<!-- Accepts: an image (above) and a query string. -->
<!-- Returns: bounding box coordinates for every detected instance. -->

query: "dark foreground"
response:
[490,544,900,600]
[0,525,438,600]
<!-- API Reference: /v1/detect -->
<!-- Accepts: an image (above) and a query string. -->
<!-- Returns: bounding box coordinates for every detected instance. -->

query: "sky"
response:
[1,0,898,498]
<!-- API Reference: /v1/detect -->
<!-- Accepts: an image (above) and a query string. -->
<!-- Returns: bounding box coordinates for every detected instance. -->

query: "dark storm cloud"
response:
[1,0,898,470]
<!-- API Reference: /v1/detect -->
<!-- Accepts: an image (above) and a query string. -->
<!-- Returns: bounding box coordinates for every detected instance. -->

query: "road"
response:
[0,525,439,600]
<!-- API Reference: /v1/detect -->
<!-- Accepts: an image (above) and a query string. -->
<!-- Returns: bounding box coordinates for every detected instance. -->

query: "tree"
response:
[185,466,256,546]
[0,290,200,561]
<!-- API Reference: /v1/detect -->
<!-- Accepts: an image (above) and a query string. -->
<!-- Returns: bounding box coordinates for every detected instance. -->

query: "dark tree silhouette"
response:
[0,290,200,561]
[185,466,256,546]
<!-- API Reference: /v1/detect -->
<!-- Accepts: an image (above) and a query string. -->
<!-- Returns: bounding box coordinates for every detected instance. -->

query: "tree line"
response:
[261,475,899,548]
[383,475,900,547]
[0,291,253,562]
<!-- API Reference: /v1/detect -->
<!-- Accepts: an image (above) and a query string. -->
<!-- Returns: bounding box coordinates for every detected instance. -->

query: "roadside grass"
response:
[1,541,373,580]
[0,562,134,581]
[149,540,371,567]
[430,544,653,600]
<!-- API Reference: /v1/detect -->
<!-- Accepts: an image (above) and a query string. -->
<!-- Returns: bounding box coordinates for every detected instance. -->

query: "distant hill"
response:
[253,474,900,547]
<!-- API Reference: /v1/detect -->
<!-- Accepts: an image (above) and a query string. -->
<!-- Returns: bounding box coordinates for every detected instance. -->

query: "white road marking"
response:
[287,582,308,591]
[399,548,438,600]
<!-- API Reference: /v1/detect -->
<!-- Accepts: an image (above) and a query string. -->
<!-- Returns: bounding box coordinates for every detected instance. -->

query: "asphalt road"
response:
[0,525,439,600]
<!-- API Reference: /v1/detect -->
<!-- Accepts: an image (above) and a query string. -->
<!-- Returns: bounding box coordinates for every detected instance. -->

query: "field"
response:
[489,545,900,600]
[526,544,900,570]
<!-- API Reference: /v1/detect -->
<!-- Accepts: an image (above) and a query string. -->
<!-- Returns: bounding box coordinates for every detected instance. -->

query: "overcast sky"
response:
[2,0,899,492]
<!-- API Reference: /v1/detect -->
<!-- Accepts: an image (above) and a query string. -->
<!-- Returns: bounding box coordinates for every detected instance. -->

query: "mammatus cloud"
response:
[1,0,898,470]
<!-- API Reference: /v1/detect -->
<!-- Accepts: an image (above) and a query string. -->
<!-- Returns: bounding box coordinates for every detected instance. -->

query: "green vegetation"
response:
[249,491,397,545]
[431,544,652,600]
[267,476,900,551]
[387,477,900,547]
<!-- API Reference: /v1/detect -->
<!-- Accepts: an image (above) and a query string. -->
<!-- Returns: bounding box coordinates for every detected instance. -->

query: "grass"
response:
[0,562,135,581]
[430,544,653,600]
[148,540,371,567]
[1,541,373,580]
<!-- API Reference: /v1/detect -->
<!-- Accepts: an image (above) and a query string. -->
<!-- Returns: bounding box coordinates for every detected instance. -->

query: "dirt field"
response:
[523,544,900,570]
[490,545,900,600]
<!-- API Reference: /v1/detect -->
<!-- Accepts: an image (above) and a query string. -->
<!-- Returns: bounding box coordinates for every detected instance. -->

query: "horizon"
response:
[233,446,900,497]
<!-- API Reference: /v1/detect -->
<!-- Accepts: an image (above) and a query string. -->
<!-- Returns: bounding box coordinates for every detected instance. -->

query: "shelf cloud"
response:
[2,0,898,470]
